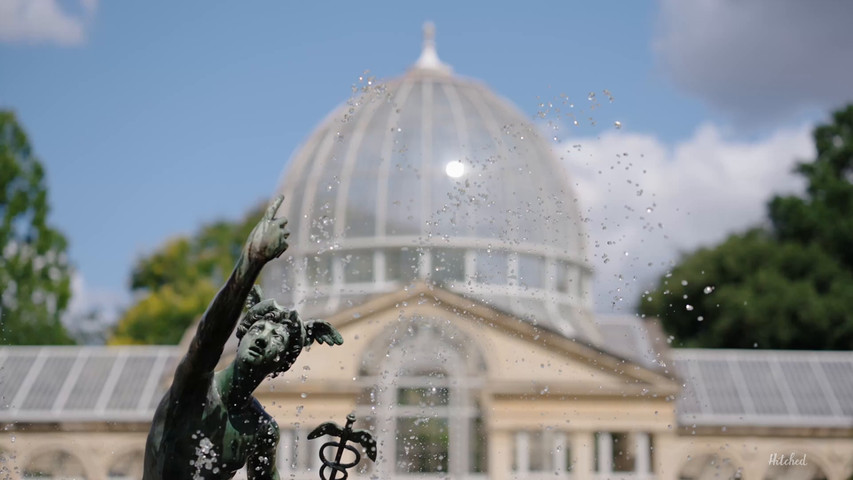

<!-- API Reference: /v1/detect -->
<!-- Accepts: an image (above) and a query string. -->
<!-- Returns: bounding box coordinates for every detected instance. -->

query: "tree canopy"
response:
[0,111,74,345]
[640,105,853,350]
[109,204,265,344]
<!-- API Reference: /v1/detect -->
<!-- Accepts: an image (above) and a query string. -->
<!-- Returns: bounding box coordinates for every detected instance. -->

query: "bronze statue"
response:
[143,195,343,480]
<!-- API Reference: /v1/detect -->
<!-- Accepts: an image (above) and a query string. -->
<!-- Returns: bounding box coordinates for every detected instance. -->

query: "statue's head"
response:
[235,287,305,377]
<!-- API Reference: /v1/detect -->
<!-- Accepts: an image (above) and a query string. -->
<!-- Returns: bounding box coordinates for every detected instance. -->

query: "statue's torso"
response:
[143,374,270,479]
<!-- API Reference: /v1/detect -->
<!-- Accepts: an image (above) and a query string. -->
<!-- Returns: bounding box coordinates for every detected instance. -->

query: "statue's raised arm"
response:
[176,195,289,384]
[145,194,343,480]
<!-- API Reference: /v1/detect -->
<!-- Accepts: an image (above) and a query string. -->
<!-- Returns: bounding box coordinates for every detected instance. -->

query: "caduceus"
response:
[309,414,377,480]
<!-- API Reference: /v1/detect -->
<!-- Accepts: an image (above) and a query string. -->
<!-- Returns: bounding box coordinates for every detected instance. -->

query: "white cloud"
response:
[559,122,814,312]
[655,0,853,123]
[0,0,96,46]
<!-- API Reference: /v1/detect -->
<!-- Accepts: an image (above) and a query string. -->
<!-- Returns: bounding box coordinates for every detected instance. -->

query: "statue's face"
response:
[236,319,290,374]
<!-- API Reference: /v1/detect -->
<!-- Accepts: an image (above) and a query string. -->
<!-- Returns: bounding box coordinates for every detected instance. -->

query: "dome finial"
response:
[423,21,436,50]
[413,21,452,74]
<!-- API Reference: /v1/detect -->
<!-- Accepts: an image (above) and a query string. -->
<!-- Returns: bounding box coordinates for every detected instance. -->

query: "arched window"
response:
[107,450,144,480]
[357,316,487,478]
[678,454,741,480]
[23,450,88,479]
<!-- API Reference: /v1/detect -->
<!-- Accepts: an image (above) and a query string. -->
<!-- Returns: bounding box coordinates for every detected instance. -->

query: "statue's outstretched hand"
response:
[245,195,290,266]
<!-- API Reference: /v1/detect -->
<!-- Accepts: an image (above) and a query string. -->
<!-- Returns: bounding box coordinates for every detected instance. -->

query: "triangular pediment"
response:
[261,283,679,399]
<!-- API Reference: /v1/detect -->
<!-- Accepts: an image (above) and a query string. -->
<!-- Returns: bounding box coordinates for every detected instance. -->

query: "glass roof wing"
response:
[0,346,180,422]
[671,349,853,428]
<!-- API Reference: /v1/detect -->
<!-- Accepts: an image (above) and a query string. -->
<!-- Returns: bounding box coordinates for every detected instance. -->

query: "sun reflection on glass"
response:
[444,160,465,178]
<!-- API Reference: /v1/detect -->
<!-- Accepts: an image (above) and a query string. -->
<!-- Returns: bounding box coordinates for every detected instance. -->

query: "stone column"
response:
[278,429,294,472]
[635,432,651,477]
[554,431,568,473]
[515,431,530,473]
[597,432,613,474]
[571,431,595,476]
[490,429,513,480]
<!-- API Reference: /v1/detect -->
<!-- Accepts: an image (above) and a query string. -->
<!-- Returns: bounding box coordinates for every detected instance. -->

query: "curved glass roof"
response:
[263,30,598,342]
[282,73,584,254]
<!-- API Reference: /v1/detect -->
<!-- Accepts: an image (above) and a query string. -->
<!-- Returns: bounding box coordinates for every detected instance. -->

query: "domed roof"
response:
[263,25,599,343]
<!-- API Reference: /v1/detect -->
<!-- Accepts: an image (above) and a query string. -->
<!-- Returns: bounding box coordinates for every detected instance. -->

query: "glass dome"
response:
[263,27,599,343]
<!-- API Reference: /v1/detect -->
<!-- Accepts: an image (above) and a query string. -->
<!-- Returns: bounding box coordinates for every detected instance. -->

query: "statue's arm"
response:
[176,196,290,382]
[248,419,281,480]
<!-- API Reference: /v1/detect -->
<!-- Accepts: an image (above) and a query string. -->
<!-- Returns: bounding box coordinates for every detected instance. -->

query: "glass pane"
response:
[427,85,466,238]
[431,248,465,285]
[343,250,373,283]
[397,387,449,407]
[342,102,389,238]
[396,417,449,473]
[528,431,551,472]
[386,248,419,282]
[476,250,508,285]
[306,254,332,285]
[344,172,378,238]
[384,84,423,237]
[518,254,545,289]
[612,432,636,472]
[564,441,573,472]
[555,260,573,293]
[469,414,487,473]
[308,176,339,246]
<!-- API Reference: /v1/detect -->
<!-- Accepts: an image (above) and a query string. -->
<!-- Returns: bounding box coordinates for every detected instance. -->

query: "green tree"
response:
[640,105,853,350]
[0,110,74,345]
[109,205,265,344]
[769,106,853,270]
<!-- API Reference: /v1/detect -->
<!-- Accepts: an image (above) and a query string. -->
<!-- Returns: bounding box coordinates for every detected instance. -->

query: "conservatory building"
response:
[1,26,853,480]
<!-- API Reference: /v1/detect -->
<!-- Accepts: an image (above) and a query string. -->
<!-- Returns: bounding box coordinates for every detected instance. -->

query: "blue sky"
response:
[1,1,852,320]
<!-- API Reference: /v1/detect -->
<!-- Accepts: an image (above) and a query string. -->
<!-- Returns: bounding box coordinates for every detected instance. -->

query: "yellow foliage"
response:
[109,280,218,345]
